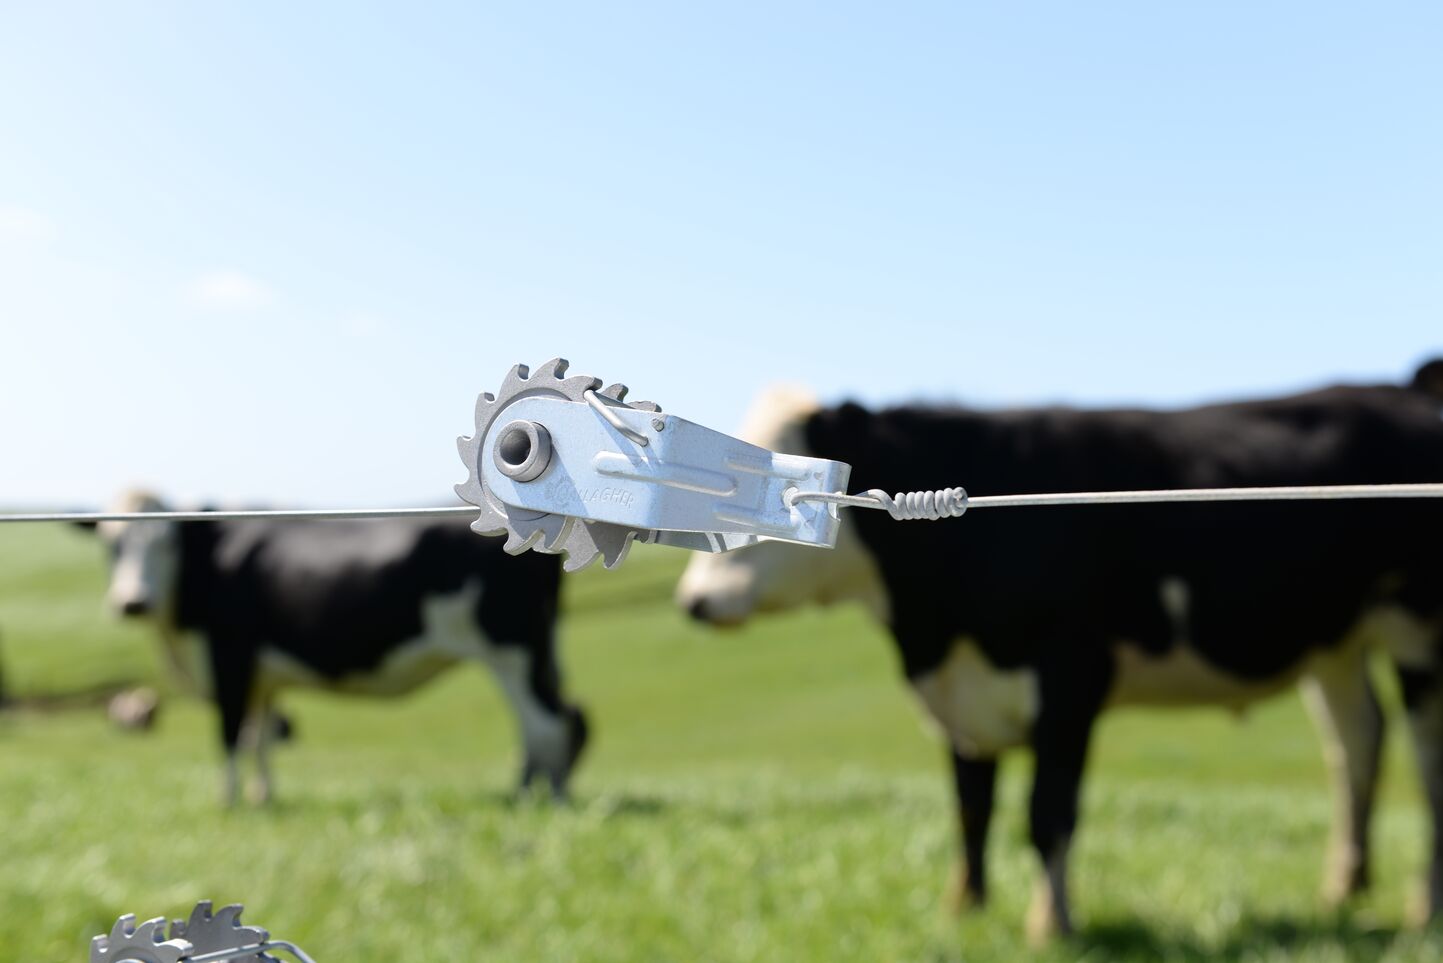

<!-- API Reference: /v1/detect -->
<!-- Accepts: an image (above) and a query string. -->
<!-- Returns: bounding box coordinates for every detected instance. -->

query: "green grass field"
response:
[1,524,1439,961]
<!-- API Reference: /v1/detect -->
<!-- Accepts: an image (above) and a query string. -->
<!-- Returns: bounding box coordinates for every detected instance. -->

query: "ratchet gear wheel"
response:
[90,916,191,963]
[170,901,276,963]
[456,358,660,571]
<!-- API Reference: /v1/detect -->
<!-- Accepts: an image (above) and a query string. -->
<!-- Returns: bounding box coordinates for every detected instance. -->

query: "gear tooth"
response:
[541,519,576,553]
[133,917,169,945]
[631,401,660,413]
[111,915,138,940]
[454,474,484,503]
[503,528,542,554]
[562,548,599,573]
[213,904,243,929]
[560,374,603,396]
[472,391,495,424]
[502,515,556,553]
[90,935,110,963]
[241,924,271,944]
[507,513,567,552]
[544,517,573,552]
[601,531,638,568]
[559,525,603,572]
[500,365,530,398]
[190,900,215,926]
[578,522,641,569]
[600,383,629,401]
[455,469,480,499]
[468,509,508,537]
[538,358,571,380]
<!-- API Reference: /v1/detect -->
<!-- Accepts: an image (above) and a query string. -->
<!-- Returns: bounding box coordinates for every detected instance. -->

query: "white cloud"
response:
[186,270,273,310]
[0,206,57,243]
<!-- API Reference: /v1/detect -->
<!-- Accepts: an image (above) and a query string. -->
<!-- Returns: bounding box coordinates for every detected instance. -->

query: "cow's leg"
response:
[252,716,273,805]
[1400,660,1443,922]
[1300,644,1383,905]
[948,750,998,911]
[1025,654,1109,945]
[218,710,244,808]
[474,576,584,799]
[245,694,279,806]
[1377,605,1443,922]
[896,620,1027,915]
[1026,730,1085,943]
[482,642,575,798]
[206,639,257,807]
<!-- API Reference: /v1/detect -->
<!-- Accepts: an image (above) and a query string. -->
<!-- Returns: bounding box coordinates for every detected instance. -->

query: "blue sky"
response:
[1,2,1438,506]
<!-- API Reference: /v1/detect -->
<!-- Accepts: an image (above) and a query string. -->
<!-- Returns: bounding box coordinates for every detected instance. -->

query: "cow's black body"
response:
[167,516,581,797]
[807,384,1443,680]
[801,373,1443,929]
[178,518,561,684]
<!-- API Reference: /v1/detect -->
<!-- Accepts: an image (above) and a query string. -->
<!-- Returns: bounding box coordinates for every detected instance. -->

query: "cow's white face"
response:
[676,387,891,626]
[93,490,181,621]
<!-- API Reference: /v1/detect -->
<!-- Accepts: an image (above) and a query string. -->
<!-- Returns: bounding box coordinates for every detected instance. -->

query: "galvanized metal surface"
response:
[481,394,850,547]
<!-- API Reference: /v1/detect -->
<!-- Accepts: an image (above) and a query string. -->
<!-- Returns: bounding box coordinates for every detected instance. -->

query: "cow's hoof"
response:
[1025,887,1072,948]
[511,780,566,806]
[108,687,160,731]
[1320,841,1370,908]
[1321,863,1370,908]
[944,867,987,914]
[1405,885,1443,928]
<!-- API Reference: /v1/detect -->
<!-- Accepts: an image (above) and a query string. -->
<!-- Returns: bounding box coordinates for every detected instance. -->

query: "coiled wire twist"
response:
[865,487,969,520]
[788,486,969,519]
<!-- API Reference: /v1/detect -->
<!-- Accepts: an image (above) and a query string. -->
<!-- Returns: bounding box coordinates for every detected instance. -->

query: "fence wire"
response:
[3,483,1443,524]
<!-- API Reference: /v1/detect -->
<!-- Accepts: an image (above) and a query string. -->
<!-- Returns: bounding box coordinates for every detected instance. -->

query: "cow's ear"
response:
[836,401,872,428]
[805,400,872,457]
[1413,358,1443,400]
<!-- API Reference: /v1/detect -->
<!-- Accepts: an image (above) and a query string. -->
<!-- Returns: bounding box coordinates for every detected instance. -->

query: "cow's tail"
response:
[1410,358,1443,404]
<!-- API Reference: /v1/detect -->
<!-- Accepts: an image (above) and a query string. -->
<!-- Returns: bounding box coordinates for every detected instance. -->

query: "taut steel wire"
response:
[5,483,1443,525]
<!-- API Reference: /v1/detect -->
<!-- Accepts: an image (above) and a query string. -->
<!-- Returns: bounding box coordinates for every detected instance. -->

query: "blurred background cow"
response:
[679,360,1443,941]
[79,490,587,804]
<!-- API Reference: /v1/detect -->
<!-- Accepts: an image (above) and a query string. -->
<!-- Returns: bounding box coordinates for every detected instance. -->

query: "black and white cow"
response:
[83,492,587,804]
[677,362,1443,940]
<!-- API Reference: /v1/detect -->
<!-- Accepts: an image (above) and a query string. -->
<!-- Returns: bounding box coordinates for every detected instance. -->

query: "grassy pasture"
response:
[1,522,1440,961]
